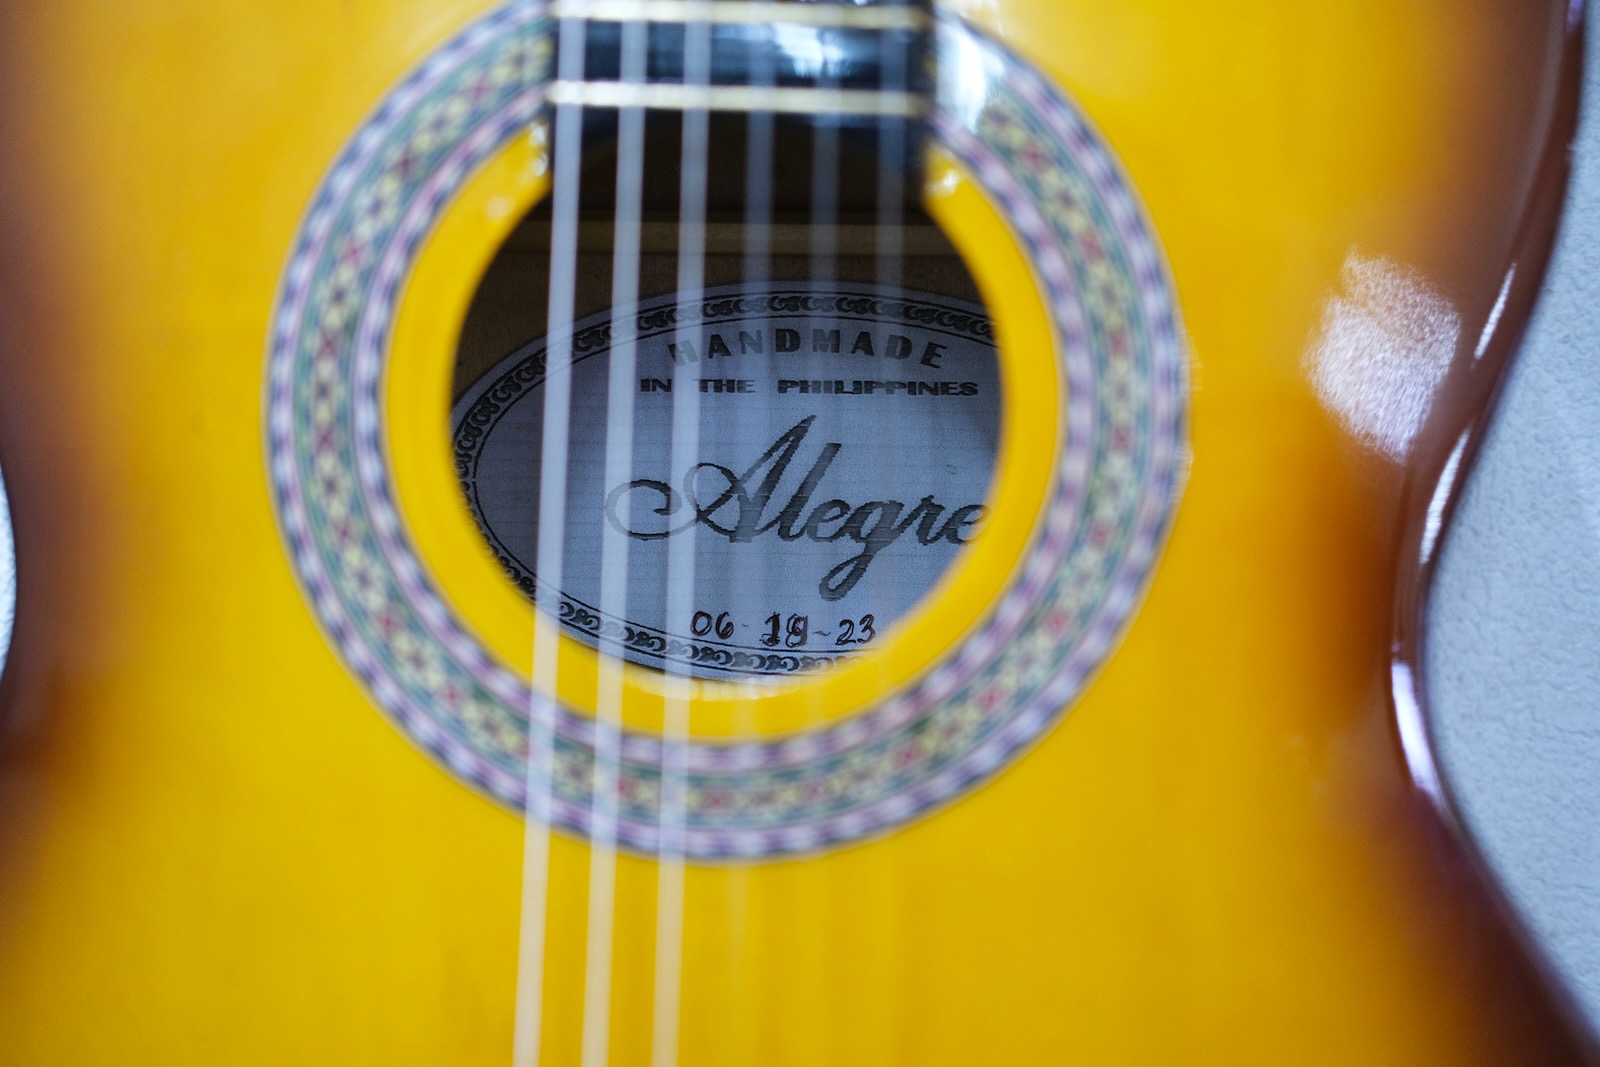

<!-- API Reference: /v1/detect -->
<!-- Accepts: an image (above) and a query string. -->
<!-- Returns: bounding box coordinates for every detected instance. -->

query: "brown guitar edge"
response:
[0,7,69,757]
[1396,5,1600,1061]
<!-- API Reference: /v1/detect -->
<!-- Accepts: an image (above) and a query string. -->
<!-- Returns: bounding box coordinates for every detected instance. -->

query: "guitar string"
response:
[652,5,713,1064]
[579,12,653,1067]
[722,2,779,1055]
[866,22,910,1051]
[512,8,589,1066]
[796,13,844,1036]
[870,18,921,1049]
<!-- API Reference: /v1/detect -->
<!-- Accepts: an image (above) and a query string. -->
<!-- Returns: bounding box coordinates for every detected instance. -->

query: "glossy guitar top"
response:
[0,1,1590,1064]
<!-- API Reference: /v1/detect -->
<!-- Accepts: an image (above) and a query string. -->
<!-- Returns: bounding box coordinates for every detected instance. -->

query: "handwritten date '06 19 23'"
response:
[688,610,877,649]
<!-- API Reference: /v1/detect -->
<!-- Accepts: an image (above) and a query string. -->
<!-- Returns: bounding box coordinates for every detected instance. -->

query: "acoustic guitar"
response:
[0,0,1591,1063]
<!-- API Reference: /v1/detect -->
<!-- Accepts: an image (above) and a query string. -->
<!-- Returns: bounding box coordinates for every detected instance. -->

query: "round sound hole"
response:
[269,7,1182,849]
[451,116,999,678]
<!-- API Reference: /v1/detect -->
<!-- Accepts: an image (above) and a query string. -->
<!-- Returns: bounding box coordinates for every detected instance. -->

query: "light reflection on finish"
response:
[0,466,12,678]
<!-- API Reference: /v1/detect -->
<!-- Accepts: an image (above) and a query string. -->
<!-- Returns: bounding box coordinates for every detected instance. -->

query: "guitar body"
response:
[0,1,1588,1063]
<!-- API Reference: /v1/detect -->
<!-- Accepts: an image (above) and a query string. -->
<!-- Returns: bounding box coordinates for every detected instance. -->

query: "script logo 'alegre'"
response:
[605,416,988,601]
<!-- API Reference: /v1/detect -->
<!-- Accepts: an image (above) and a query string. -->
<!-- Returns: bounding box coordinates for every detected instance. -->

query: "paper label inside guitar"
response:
[451,284,1000,678]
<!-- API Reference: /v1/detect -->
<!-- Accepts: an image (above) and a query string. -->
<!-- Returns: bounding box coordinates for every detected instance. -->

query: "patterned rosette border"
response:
[265,1,1187,859]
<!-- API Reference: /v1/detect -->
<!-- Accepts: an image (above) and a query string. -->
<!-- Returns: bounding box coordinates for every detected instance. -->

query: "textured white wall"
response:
[1427,11,1600,1028]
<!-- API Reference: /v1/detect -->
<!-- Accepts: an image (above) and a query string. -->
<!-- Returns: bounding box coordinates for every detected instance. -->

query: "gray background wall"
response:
[1427,9,1600,1029]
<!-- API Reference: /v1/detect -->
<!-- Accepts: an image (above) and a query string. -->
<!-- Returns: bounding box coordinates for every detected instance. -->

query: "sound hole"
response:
[451,114,999,678]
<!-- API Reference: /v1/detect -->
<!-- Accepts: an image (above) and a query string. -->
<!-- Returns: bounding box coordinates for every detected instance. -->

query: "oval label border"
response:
[451,285,1002,678]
